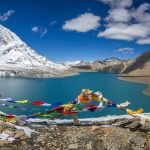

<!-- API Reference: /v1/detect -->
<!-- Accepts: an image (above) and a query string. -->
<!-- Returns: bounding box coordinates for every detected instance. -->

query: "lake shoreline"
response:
[118,76,150,96]
[0,72,149,116]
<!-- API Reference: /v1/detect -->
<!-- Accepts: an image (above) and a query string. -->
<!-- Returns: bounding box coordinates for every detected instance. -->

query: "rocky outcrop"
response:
[0,116,150,150]
[123,51,150,76]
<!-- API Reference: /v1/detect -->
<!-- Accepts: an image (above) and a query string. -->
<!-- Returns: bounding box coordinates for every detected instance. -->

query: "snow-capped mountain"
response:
[64,60,92,67]
[64,61,82,66]
[0,24,67,70]
[103,57,121,63]
[0,24,134,78]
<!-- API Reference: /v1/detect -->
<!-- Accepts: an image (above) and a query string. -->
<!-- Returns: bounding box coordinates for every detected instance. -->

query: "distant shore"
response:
[118,75,150,96]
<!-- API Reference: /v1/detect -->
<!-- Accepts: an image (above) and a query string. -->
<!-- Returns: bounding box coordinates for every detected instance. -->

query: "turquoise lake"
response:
[0,72,149,118]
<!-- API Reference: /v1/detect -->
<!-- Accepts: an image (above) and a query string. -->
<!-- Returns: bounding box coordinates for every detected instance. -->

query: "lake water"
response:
[0,72,149,118]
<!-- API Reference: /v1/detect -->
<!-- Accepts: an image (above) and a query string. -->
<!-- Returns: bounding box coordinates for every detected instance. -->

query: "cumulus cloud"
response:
[117,47,134,53]
[32,26,48,37]
[98,23,150,40]
[132,3,150,23]
[102,0,133,23]
[105,8,131,22]
[0,10,15,21]
[98,1,150,45]
[100,0,133,8]
[62,13,101,32]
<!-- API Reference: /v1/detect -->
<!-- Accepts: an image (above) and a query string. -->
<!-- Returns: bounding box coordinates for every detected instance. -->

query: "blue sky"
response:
[0,0,150,62]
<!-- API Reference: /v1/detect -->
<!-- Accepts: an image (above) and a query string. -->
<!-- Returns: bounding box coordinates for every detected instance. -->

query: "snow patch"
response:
[0,24,69,71]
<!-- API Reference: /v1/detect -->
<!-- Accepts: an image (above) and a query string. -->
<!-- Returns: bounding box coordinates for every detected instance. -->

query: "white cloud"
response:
[98,1,150,45]
[102,0,133,23]
[100,0,133,8]
[136,37,150,45]
[117,47,134,53]
[0,10,15,21]
[49,21,57,26]
[32,26,48,37]
[105,8,131,22]
[132,3,150,23]
[32,26,38,32]
[98,23,150,41]
[62,13,101,32]
[40,28,47,37]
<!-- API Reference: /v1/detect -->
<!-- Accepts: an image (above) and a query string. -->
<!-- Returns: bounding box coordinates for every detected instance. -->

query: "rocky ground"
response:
[0,117,150,150]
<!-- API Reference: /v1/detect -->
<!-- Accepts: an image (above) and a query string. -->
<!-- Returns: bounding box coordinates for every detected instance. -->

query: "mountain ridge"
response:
[123,51,150,75]
[0,24,149,78]
[0,24,66,70]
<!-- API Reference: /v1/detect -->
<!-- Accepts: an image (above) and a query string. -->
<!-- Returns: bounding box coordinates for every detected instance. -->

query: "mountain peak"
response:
[103,57,121,62]
[0,25,22,46]
[0,24,67,70]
